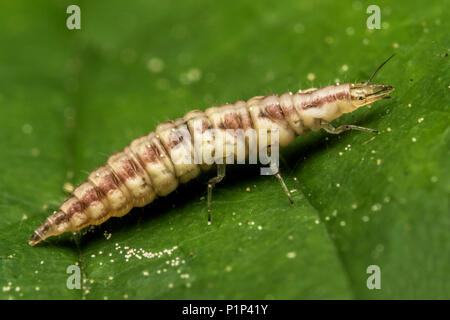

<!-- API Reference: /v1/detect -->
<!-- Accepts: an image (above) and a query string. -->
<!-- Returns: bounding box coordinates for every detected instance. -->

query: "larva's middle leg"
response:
[320,121,379,135]
[207,164,226,224]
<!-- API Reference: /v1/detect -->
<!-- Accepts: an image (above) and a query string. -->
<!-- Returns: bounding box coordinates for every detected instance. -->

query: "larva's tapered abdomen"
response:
[29,84,360,246]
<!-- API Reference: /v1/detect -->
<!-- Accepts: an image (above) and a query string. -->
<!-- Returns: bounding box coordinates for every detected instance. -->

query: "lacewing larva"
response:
[29,55,395,246]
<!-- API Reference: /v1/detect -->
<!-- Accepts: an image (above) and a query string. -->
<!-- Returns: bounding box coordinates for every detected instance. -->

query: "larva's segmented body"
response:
[29,58,395,246]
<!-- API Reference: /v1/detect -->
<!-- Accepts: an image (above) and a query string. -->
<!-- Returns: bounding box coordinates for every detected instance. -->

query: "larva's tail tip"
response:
[28,232,42,247]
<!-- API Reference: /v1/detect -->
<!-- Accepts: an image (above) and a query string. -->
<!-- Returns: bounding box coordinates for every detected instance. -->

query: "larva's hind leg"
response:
[269,162,294,205]
[207,164,226,225]
[274,171,294,205]
[321,121,379,135]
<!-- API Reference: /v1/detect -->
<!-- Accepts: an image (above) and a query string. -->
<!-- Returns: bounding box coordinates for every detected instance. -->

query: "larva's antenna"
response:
[365,54,395,84]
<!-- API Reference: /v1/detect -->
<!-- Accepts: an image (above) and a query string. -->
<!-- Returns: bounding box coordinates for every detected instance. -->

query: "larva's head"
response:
[349,82,394,108]
[348,54,395,110]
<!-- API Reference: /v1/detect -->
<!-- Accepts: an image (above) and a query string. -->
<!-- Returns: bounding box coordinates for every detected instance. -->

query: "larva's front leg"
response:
[207,164,226,224]
[320,120,379,135]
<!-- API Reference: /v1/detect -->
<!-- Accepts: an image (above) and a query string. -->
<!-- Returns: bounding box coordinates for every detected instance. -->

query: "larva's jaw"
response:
[350,83,394,108]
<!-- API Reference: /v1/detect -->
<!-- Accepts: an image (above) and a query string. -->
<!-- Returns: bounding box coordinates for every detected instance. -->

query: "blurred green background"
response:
[0,0,448,299]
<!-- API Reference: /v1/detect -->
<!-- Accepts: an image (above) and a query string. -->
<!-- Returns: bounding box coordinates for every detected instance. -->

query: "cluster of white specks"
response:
[180,273,190,279]
[418,117,424,123]
[114,243,178,262]
[344,144,352,151]
[286,251,296,259]
[146,57,164,73]
[168,257,185,267]
[371,203,382,212]
[307,73,315,81]
[247,221,255,226]
[103,231,112,240]
[179,68,202,85]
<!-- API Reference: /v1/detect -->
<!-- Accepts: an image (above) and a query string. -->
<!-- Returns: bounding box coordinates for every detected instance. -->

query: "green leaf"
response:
[0,0,448,299]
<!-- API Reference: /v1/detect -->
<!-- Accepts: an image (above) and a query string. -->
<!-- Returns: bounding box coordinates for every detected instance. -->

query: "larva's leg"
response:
[321,121,379,134]
[274,169,294,205]
[207,164,226,225]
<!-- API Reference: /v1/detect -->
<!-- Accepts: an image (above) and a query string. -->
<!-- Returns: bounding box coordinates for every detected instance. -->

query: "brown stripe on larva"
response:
[97,170,120,195]
[223,112,241,130]
[29,81,363,246]
[54,210,69,225]
[300,86,350,110]
[233,100,253,130]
